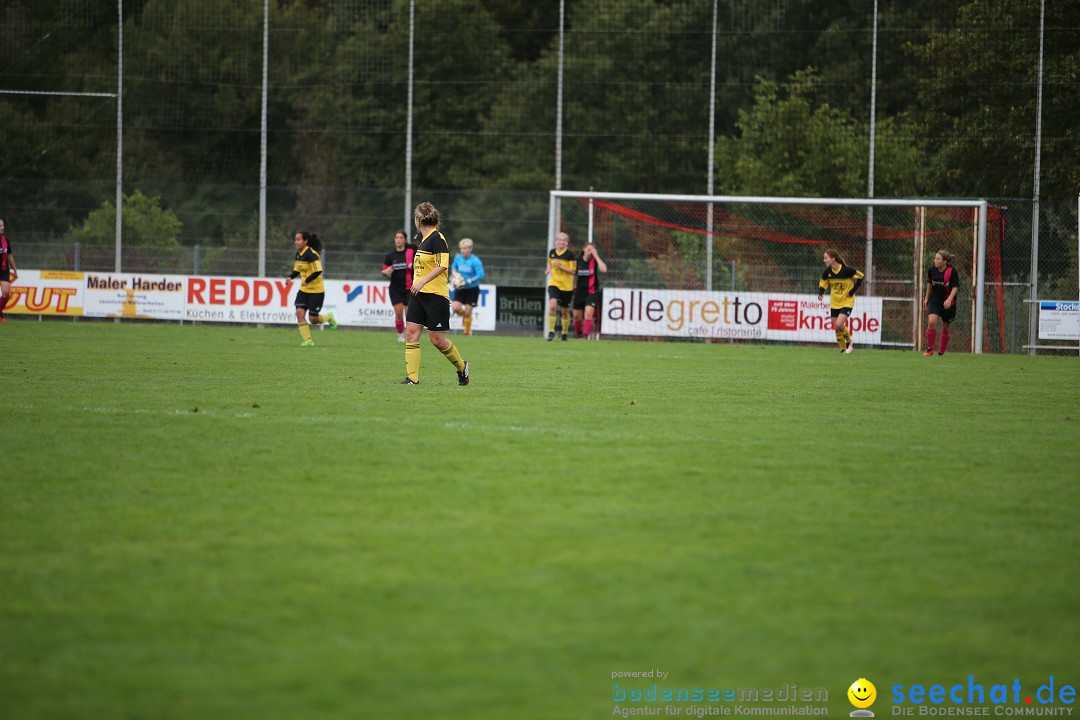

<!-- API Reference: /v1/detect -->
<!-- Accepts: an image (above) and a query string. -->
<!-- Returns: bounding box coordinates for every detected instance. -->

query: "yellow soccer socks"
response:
[405,342,421,382]
[440,342,466,372]
[298,323,313,345]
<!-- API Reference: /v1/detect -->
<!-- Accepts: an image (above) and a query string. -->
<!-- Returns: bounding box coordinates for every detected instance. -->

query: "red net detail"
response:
[572,198,1006,352]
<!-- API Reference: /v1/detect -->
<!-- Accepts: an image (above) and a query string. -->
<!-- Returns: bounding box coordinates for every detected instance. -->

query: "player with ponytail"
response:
[923,249,960,356]
[817,248,864,353]
[288,230,336,346]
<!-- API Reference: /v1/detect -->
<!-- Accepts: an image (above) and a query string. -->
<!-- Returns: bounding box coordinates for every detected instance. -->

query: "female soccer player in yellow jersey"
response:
[546,231,577,341]
[400,202,470,386]
[817,248,864,353]
[288,231,336,346]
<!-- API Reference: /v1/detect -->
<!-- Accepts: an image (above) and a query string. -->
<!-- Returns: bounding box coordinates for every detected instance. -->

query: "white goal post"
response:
[548,191,993,353]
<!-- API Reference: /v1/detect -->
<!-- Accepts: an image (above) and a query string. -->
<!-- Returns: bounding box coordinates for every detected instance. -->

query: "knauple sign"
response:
[601,288,884,344]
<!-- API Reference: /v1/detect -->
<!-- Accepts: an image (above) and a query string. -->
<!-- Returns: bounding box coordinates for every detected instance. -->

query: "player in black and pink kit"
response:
[923,249,961,356]
[382,229,415,342]
[572,242,607,338]
[0,218,18,322]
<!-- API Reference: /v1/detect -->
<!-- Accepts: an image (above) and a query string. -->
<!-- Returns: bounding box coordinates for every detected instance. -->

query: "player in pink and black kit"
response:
[572,242,607,338]
[382,229,415,342]
[0,218,18,322]
[923,249,960,356]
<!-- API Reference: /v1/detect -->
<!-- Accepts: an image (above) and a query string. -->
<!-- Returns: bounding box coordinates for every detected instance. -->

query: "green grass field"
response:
[2,320,1078,720]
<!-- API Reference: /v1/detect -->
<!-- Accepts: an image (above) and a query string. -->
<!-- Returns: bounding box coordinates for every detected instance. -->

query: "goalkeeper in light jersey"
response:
[450,237,485,336]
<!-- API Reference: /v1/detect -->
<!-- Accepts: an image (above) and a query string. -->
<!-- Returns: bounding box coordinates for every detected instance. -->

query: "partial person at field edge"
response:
[0,218,18,322]
[288,231,336,346]
[546,231,577,341]
[382,229,414,342]
[923,249,960,356]
[401,202,469,386]
[817,248,864,353]
[450,237,485,336]
[573,242,607,338]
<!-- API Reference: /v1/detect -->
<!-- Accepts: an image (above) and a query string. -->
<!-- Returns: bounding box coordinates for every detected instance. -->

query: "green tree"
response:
[123,0,266,184]
[477,0,715,193]
[70,190,182,246]
[906,0,1080,197]
[0,0,118,182]
[714,69,926,197]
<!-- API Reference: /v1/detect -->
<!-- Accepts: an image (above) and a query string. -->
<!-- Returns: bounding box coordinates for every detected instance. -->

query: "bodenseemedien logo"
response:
[849,678,878,717]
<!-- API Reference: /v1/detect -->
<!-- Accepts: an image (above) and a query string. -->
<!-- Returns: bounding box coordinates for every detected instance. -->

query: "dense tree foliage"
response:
[70,190,182,246]
[0,0,1075,246]
[715,69,926,197]
[906,0,1079,198]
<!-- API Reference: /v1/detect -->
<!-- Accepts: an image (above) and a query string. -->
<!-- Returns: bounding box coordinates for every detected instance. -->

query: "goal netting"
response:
[548,191,1005,353]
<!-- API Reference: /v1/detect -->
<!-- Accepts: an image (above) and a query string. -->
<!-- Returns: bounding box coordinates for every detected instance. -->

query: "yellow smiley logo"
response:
[848,678,877,709]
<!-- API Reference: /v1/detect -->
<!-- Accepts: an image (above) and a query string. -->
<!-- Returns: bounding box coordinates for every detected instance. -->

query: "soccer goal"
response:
[547,191,1005,353]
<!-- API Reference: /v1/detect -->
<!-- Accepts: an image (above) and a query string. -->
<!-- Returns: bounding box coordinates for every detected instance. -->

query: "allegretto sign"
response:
[601,288,884,344]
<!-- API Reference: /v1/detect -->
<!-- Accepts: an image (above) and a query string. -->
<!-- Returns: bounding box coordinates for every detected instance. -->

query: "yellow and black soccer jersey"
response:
[547,248,577,292]
[412,229,450,298]
[819,263,864,309]
[294,247,325,293]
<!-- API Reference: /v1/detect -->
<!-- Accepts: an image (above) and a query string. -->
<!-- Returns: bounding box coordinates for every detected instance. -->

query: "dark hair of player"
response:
[298,231,322,252]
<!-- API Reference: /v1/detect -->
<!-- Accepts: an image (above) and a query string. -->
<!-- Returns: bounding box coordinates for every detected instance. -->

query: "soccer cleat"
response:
[546,332,554,341]
[843,343,854,354]
[397,333,406,342]
[300,339,315,347]
[561,334,568,341]
[399,378,419,385]
[0,316,6,323]
[457,361,470,386]
[463,330,471,336]
[327,311,337,330]
[923,350,935,356]
[938,351,946,356]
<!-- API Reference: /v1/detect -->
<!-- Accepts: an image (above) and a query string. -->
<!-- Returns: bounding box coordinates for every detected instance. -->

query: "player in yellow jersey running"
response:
[546,231,577,341]
[400,202,470,386]
[817,248,864,353]
[288,231,336,346]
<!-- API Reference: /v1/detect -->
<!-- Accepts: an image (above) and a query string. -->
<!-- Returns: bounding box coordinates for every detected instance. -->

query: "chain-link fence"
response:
[13,190,1076,353]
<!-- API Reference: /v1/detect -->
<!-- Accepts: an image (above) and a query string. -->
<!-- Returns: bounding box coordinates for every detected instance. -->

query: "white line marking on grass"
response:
[76,406,217,417]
